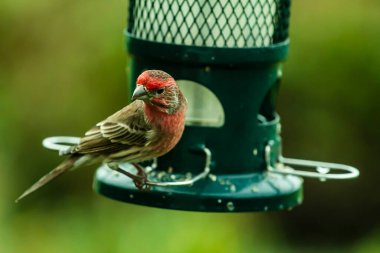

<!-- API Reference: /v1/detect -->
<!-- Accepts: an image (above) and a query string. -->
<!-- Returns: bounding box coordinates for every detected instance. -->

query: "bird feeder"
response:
[44,0,359,212]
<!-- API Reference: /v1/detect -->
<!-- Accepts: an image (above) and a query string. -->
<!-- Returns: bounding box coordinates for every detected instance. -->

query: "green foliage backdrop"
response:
[1,0,379,252]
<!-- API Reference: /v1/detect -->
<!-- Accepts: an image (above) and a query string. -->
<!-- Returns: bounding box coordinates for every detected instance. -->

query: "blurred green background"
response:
[1,0,380,252]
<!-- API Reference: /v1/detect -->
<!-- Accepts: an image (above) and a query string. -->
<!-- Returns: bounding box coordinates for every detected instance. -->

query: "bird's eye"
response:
[156,89,165,94]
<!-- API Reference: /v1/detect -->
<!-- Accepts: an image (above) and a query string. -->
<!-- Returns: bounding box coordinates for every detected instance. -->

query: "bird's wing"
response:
[74,101,153,155]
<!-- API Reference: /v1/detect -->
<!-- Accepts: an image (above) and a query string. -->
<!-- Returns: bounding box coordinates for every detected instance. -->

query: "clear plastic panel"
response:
[177,80,225,127]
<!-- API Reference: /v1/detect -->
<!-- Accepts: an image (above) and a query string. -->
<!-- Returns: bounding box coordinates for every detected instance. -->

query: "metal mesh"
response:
[127,0,290,48]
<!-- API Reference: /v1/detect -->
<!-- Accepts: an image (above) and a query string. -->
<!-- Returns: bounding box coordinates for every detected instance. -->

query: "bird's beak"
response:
[132,85,149,101]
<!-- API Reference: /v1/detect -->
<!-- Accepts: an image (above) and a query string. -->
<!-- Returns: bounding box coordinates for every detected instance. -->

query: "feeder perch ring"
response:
[42,136,80,155]
[42,136,210,187]
[265,143,360,180]
[143,147,211,187]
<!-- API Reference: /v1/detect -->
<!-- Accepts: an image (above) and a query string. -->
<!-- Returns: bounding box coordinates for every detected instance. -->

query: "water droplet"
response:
[317,167,330,182]
[253,149,258,156]
[185,172,192,179]
[205,66,211,72]
[129,194,134,199]
[211,56,215,60]
[226,201,235,211]
[208,174,217,182]
[144,165,153,173]
[317,167,330,174]
[263,206,269,211]
[251,186,259,192]
[230,184,236,192]
[157,171,166,179]
[217,199,222,204]
[167,167,174,173]
[277,124,282,134]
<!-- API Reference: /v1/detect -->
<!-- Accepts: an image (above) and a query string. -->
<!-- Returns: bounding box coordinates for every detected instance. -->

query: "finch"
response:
[16,70,188,202]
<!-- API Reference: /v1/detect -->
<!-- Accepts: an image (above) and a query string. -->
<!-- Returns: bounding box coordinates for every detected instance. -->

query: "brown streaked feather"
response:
[100,122,146,145]
[15,156,79,202]
[74,100,153,156]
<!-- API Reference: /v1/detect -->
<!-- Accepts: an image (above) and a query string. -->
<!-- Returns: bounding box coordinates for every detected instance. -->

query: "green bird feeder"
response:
[44,0,359,212]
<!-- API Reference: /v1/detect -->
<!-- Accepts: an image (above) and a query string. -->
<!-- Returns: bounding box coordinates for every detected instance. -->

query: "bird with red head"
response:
[16,70,187,202]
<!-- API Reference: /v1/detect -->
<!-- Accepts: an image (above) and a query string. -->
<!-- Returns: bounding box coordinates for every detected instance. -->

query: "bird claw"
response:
[111,163,151,192]
[133,179,151,192]
[132,163,151,191]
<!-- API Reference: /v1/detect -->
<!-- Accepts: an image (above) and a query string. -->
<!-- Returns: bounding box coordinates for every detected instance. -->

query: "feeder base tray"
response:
[94,164,303,212]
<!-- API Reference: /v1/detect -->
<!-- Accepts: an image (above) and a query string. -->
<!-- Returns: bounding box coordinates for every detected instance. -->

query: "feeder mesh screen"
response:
[127,0,290,48]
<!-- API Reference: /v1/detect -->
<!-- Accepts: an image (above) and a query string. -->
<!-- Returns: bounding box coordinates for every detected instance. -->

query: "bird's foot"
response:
[108,163,150,192]
[132,163,151,192]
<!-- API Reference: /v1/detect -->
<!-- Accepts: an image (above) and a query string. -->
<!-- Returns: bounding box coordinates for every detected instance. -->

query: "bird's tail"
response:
[15,156,80,203]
